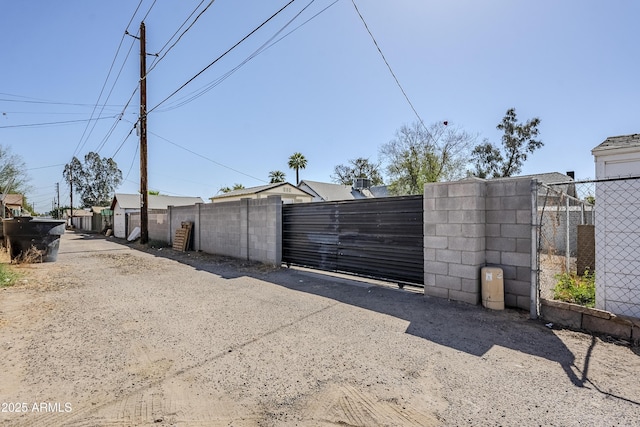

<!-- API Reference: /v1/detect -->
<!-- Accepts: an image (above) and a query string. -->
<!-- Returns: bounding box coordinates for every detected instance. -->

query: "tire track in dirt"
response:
[299,383,441,426]
[8,303,337,426]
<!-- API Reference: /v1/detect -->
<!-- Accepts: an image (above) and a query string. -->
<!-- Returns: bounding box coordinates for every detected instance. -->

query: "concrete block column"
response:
[240,198,249,260]
[424,179,486,304]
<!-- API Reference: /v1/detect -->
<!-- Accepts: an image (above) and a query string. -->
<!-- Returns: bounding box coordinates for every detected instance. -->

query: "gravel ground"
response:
[0,231,639,426]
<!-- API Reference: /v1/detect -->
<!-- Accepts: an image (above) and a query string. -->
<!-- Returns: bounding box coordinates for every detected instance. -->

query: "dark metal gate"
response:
[282,196,423,285]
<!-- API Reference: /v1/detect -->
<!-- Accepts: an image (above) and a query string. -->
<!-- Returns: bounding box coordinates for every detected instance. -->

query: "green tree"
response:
[0,144,30,195]
[380,121,476,195]
[331,157,384,186]
[219,184,245,194]
[63,152,122,207]
[470,108,542,178]
[21,196,35,215]
[287,152,307,185]
[268,170,286,183]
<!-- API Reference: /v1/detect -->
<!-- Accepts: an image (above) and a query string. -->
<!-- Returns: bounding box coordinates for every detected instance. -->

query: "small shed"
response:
[110,193,204,238]
[1,194,24,217]
[65,208,94,230]
[210,183,313,204]
[592,133,640,318]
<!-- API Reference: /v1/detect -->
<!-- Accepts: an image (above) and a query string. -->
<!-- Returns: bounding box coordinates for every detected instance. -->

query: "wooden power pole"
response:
[139,21,149,244]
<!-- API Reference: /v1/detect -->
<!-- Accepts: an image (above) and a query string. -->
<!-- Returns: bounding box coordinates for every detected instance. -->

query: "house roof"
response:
[592,133,640,153]
[211,182,313,200]
[111,193,204,210]
[491,172,573,185]
[298,180,389,201]
[65,208,93,217]
[298,180,366,201]
[0,194,23,206]
[368,185,389,198]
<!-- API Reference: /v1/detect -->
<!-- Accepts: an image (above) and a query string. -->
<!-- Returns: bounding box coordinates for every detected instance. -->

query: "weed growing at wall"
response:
[553,269,595,307]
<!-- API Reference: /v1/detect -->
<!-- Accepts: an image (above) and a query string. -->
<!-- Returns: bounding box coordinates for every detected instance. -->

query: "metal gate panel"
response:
[283,196,423,285]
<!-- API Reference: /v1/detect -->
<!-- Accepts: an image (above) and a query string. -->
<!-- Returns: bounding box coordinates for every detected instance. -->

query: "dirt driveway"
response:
[1,231,639,426]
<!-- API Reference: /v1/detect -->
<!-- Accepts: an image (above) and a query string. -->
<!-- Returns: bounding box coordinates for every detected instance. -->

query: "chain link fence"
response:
[535,176,640,319]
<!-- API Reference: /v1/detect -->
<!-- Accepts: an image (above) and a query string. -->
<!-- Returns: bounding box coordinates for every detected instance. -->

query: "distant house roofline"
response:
[210,182,314,200]
[111,193,204,210]
[592,133,640,154]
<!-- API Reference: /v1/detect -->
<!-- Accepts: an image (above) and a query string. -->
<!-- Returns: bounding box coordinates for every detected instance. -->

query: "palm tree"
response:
[268,170,286,184]
[287,152,307,185]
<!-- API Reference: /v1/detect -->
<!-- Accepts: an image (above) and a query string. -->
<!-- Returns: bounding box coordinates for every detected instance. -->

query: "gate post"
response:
[530,179,539,319]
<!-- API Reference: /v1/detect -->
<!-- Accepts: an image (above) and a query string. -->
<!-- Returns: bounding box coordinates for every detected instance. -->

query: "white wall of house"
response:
[593,136,640,318]
[113,204,138,239]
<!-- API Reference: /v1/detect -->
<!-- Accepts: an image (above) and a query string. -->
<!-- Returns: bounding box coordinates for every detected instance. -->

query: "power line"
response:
[123,119,267,183]
[111,124,137,158]
[146,0,215,76]
[0,96,126,109]
[72,0,150,158]
[124,0,147,34]
[148,0,298,114]
[0,115,120,129]
[25,164,66,171]
[94,87,140,154]
[350,0,429,134]
[124,143,140,181]
[158,0,340,112]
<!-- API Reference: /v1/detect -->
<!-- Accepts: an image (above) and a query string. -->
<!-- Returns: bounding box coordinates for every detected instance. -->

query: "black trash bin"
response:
[3,216,66,262]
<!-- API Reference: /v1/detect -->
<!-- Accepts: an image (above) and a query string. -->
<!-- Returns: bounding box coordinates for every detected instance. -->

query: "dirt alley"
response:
[0,231,639,426]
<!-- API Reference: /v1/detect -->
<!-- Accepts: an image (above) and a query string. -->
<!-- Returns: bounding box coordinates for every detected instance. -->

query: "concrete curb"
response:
[541,299,640,345]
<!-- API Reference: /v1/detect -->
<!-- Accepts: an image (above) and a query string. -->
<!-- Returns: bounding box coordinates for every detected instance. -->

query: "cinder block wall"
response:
[424,177,533,309]
[169,205,198,249]
[424,179,486,305]
[169,196,283,265]
[247,197,282,263]
[198,201,243,258]
[486,178,533,309]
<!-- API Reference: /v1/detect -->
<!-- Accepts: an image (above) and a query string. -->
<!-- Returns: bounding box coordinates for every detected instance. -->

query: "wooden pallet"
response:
[172,221,193,252]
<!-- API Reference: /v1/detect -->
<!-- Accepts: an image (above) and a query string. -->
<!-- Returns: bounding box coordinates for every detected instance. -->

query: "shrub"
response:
[553,269,595,307]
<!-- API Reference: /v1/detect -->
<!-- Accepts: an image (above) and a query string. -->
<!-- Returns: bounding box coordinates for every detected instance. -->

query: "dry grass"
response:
[11,245,44,264]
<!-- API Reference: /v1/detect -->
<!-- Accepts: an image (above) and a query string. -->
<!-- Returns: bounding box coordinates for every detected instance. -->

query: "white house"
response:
[592,133,640,318]
[110,193,204,239]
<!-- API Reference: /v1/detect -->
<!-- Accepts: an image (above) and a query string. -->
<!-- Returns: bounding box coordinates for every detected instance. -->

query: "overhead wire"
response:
[0,95,125,110]
[0,115,121,129]
[350,0,431,138]
[123,143,140,181]
[148,0,298,114]
[73,0,159,158]
[94,86,140,154]
[111,124,138,158]
[71,0,145,158]
[157,0,340,112]
[119,117,266,183]
[146,0,215,75]
[25,164,67,171]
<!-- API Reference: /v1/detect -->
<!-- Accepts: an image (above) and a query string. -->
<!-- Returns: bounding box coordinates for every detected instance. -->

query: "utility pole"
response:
[139,21,149,244]
[70,172,73,227]
[56,182,60,219]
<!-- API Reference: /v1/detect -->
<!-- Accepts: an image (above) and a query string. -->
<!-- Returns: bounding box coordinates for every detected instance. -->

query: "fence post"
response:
[167,205,173,245]
[530,179,539,319]
[565,195,570,273]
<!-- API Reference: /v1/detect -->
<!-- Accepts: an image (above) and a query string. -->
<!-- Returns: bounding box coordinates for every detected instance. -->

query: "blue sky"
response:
[1,0,638,213]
